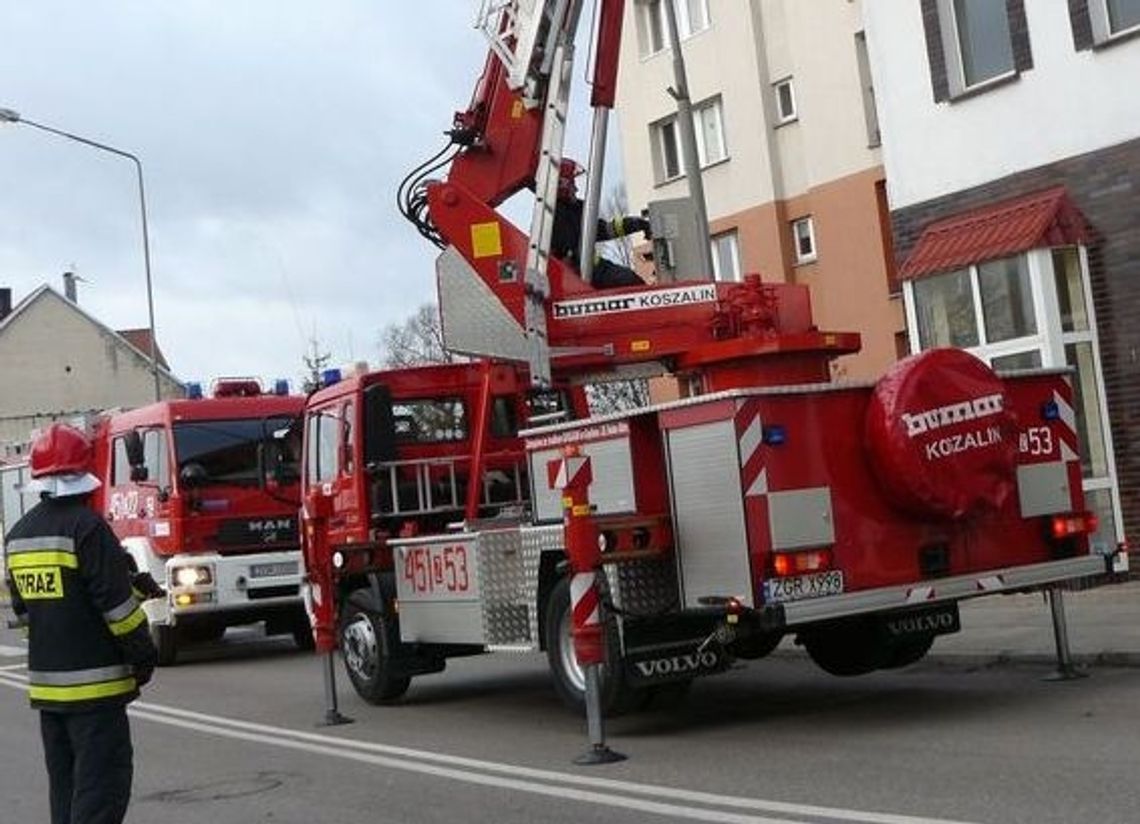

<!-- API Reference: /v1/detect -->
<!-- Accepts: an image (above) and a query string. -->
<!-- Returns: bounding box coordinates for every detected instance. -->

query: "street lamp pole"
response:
[0,107,162,401]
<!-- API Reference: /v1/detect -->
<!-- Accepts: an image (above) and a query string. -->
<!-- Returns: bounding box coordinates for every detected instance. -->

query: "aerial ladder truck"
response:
[300,0,1127,719]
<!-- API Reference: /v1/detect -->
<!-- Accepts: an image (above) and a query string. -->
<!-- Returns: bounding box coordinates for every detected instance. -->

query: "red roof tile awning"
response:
[900,186,1093,280]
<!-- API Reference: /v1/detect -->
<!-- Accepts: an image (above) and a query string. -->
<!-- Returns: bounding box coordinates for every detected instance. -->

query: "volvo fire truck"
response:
[300,0,1127,714]
[93,379,309,665]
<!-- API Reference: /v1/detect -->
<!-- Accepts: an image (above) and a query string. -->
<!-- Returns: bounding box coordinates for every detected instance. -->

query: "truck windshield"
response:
[173,416,300,487]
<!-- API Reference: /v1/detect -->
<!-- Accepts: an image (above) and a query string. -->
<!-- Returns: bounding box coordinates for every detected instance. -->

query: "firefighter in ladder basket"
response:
[551,158,652,289]
[3,423,158,824]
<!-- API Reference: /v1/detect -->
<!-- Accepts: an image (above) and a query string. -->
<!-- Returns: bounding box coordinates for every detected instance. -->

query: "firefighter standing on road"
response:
[3,423,158,824]
[550,158,652,289]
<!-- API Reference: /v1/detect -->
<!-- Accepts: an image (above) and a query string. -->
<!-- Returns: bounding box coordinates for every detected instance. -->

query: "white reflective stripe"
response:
[745,467,768,497]
[738,416,762,467]
[6,536,76,554]
[1053,390,1077,433]
[905,586,935,604]
[28,665,134,686]
[1061,441,1079,462]
[104,596,141,623]
[976,575,1005,591]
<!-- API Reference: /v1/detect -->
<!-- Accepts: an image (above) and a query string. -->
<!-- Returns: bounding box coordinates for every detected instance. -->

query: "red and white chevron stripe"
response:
[735,398,768,497]
[1053,375,1079,464]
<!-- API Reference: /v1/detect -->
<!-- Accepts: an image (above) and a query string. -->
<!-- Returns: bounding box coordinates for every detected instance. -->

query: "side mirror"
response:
[179,463,208,489]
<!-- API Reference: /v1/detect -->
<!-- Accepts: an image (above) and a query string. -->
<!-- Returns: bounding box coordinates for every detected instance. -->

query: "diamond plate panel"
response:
[476,528,533,646]
[438,247,529,361]
[521,524,564,644]
[608,557,680,618]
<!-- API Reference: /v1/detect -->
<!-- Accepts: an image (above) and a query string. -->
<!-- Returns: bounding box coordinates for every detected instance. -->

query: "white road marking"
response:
[0,673,980,824]
[0,645,27,657]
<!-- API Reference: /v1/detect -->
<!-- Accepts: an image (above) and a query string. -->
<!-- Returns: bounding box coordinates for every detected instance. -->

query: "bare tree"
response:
[301,337,332,393]
[378,303,455,368]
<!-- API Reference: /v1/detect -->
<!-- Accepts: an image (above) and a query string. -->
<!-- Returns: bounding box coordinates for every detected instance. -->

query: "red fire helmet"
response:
[557,158,584,200]
[30,423,94,479]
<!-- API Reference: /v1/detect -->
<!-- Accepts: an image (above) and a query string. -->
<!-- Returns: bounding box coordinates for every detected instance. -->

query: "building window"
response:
[773,77,797,124]
[650,97,727,184]
[636,0,711,57]
[948,0,1015,88]
[921,0,1031,101]
[1106,0,1140,34]
[710,231,741,281]
[791,217,816,264]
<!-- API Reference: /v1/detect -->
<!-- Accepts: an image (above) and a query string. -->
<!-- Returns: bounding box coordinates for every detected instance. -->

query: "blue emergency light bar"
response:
[273,379,290,396]
[1041,400,1060,421]
[321,368,342,387]
[186,382,203,400]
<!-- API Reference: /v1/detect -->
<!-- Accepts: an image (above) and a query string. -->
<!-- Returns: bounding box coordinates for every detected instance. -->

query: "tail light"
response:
[1050,511,1098,540]
[771,549,833,577]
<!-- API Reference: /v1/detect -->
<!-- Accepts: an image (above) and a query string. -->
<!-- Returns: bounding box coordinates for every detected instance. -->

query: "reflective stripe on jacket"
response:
[4,497,157,712]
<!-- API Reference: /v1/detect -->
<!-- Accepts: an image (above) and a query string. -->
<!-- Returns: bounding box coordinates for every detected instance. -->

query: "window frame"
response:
[791,216,817,265]
[650,97,729,185]
[1093,0,1140,41]
[942,0,1017,93]
[710,230,741,282]
[773,77,797,125]
[637,0,712,58]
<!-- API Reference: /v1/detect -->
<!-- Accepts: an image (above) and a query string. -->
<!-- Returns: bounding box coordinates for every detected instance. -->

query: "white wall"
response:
[865,0,1140,209]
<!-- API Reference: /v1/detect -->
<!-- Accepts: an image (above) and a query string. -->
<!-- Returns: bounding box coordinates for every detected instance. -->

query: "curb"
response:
[768,647,1140,670]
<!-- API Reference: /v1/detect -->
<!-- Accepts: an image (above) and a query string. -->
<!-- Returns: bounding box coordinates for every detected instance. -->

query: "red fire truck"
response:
[92,379,309,665]
[300,0,1127,714]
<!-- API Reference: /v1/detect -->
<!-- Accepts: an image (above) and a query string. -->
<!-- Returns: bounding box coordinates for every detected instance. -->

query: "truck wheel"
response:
[799,620,880,677]
[880,635,935,670]
[151,623,178,667]
[340,599,410,704]
[728,630,783,660]
[292,617,316,652]
[543,576,644,716]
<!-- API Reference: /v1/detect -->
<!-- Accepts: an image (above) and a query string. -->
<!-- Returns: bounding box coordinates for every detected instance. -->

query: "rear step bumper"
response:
[773,553,1121,629]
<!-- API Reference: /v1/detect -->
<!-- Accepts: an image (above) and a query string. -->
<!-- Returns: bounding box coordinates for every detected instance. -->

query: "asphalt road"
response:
[2,624,1139,824]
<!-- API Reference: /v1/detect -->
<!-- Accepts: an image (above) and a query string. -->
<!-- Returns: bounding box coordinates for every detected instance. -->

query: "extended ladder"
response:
[475,0,584,387]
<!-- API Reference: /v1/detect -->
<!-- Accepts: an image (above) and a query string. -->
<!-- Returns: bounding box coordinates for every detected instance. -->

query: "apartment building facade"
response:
[864,0,1140,551]
[614,0,902,380]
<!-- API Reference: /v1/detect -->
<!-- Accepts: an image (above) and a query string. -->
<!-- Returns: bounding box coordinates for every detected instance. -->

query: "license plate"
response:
[763,570,844,604]
[249,561,298,579]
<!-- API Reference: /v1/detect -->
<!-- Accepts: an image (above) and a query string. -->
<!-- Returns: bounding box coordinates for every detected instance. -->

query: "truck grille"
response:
[216,516,298,548]
[247,585,300,600]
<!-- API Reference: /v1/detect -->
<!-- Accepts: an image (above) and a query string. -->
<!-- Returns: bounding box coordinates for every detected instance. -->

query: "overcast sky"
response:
[0,2,607,388]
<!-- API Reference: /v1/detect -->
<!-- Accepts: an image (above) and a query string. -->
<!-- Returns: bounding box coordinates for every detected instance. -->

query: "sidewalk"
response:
[928,577,1140,668]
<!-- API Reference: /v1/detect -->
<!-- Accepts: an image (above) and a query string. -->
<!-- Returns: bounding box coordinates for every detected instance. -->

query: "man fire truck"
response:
[93,378,308,665]
[301,0,1127,716]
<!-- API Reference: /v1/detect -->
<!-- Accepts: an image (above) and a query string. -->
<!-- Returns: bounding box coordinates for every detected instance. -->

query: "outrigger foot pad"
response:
[318,710,355,727]
[573,745,627,766]
[1043,666,1089,682]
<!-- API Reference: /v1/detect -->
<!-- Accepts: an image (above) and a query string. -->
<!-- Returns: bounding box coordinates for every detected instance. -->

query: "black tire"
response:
[728,630,783,660]
[543,576,645,716]
[340,596,410,704]
[151,623,178,667]
[799,620,880,677]
[880,634,935,669]
[292,616,316,652]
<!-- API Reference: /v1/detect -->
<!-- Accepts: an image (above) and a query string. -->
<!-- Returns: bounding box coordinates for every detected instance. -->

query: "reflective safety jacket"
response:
[4,495,158,712]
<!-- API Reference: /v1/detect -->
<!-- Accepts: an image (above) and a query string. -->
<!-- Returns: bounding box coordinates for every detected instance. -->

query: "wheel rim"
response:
[557,602,587,693]
[342,615,378,681]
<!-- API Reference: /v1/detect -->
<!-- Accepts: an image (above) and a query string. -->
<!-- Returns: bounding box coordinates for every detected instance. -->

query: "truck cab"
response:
[300,361,586,697]
[95,379,308,665]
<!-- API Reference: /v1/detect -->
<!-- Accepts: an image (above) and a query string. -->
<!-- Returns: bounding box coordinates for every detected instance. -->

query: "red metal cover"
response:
[899,187,1092,280]
[865,349,1017,520]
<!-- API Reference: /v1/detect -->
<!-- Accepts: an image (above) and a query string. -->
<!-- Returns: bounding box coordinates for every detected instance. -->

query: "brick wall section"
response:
[891,136,1140,544]
[920,0,950,103]
[1068,0,1094,50]
[1008,0,1034,72]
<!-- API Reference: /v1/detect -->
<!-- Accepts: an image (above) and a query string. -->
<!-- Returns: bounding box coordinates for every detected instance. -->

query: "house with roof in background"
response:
[0,275,184,458]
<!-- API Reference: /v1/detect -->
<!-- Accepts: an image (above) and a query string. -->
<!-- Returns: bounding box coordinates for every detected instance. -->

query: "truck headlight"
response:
[173,565,213,587]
